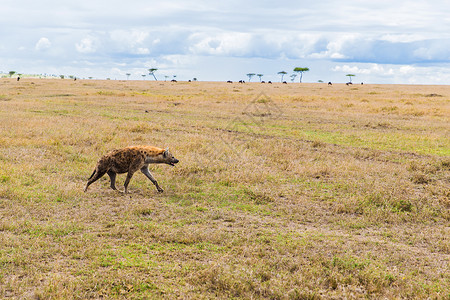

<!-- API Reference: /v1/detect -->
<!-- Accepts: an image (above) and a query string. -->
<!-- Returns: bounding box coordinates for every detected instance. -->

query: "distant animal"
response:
[171,79,177,82]
[346,82,353,86]
[17,77,20,81]
[328,82,332,86]
[239,80,245,83]
[282,81,287,84]
[227,80,233,83]
[261,81,265,83]
[268,81,272,84]
[84,146,179,193]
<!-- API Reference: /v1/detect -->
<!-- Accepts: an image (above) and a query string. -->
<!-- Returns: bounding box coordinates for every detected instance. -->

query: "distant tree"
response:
[290,74,297,82]
[257,74,264,82]
[346,74,355,83]
[246,73,255,82]
[318,80,324,83]
[293,67,309,83]
[141,74,146,80]
[9,71,16,78]
[60,75,65,79]
[278,71,287,82]
[88,77,93,80]
[193,78,198,81]
[164,75,169,81]
[148,68,158,81]
[126,73,131,80]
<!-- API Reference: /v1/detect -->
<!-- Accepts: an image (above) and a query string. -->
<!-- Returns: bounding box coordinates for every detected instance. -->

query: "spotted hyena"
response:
[84,146,179,193]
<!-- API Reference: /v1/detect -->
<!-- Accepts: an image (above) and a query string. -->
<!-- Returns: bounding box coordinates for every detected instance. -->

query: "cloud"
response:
[2,1,450,83]
[332,64,394,76]
[135,48,150,55]
[188,32,253,56]
[35,37,51,51]
[109,30,148,47]
[399,65,416,74]
[333,38,450,64]
[76,36,98,53]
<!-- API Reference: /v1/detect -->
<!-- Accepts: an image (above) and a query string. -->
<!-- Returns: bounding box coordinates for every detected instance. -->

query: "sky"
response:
[1,0,450,84]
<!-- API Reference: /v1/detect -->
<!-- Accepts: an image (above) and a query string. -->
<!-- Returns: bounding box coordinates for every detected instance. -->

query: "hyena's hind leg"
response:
[84,168,107,192]
[107,171,117,190]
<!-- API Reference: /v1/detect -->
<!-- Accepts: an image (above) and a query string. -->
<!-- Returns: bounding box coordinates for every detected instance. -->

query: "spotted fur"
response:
[84,146,179,193]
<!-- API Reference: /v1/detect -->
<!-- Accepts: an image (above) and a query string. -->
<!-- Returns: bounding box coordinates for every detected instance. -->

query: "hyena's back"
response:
[96,147,147,173]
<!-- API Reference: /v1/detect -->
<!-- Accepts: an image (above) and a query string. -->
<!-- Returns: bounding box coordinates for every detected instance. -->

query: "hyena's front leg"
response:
[107,171,117,190]
[140,166,164,192]
[122,158,144,194]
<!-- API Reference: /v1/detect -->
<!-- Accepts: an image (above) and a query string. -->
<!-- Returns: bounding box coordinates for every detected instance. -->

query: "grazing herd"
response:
[225,80,363,85]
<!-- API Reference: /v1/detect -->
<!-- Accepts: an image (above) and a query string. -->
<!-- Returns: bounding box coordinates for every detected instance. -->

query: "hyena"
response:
[84,146,179,193]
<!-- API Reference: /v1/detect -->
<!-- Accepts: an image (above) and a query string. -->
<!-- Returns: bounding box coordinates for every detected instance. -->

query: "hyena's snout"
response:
[169,158,179,166]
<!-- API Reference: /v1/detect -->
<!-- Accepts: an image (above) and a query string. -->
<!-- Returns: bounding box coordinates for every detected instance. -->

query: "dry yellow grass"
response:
[0,78,449,299]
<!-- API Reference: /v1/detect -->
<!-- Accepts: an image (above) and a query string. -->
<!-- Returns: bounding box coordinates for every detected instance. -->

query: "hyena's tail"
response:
[84,169,97,192]
[85,166,107,192]
[88,169,96,180]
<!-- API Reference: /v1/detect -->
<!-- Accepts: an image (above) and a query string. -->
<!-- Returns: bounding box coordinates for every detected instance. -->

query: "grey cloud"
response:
[335,38,450,64]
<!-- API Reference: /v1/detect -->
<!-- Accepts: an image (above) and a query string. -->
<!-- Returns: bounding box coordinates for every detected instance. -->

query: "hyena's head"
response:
[162,147,179,166]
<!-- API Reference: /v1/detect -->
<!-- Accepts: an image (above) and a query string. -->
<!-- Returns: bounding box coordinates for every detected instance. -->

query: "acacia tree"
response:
[278,71,287,82]
[346,74,355,83]
[293,67,309,83]
[126,73,131,80]
[246,73,255,82]
[257,74,264,82]
[9,71,16,78]
[148,68,158,81]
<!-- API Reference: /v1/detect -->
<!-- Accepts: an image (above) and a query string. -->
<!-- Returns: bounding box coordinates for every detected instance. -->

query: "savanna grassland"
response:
[0,78,448,299]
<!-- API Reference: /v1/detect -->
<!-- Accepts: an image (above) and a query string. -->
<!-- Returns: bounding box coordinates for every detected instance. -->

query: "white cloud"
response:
[2,1,450,83]
[76,37,98,53]
[109,30,149,47]
[110,67,123,75]
[135,48,150,54]
[380,34,427,43]
[35,37,51,51]
[332,64,392,76]
[188,32,253,56]
[399,65,416,74]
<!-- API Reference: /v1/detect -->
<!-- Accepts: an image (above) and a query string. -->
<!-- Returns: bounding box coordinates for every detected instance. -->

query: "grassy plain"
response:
[0,78,449,299]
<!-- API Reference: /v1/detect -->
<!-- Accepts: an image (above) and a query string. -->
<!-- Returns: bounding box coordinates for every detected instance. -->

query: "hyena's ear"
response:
[164,147,169,157]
